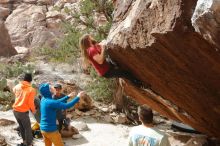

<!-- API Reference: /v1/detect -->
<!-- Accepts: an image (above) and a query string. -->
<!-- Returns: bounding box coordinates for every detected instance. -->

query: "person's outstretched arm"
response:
[51,91,85,110]
[56,95,70,102]
[56,96,80,110]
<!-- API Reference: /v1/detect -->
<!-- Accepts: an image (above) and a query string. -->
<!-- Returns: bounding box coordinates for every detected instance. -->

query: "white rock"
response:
[14,46,29,54]
[63,3,72,8]
[46,11,64,19]
[74,122,89,131]
[110,112,117,117]
[114,114,128,124]
[109,104,117,112]
[72,134,83,139]
[101,107,109,112]
[65,15,73,21]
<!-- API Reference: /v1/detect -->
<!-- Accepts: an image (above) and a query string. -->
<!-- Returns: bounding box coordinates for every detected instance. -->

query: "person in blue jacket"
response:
[39,83,84,146]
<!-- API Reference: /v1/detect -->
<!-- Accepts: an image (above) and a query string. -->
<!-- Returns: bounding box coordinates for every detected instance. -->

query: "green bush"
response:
[0,62,35,78]
[85,68,115,103]
[0,78,7,91]
[0,78,15,110]
[0,91,14,109]
[0,63,35,110]
[35,24,82,63]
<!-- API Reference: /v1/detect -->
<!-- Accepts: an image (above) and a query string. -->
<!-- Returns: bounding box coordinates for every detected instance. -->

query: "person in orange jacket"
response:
[13,73,36,146]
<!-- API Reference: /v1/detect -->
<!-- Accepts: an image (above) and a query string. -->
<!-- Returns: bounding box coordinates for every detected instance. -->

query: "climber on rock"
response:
[79,34,142,87]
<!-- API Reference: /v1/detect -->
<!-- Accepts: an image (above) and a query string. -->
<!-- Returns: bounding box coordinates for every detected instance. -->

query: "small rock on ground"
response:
[73,122,89,131]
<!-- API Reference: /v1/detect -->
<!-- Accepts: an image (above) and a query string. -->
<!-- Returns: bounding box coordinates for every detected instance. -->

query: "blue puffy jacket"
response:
[39,83,79,132]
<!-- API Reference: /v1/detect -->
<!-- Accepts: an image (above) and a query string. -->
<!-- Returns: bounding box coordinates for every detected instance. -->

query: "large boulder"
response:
[0,0,84,50]
[0,21,17,56]
[107,0,220,139]
[61,82,93,111]
[5,3,63,48]
[5,4,46,47]
[192,0,220,49]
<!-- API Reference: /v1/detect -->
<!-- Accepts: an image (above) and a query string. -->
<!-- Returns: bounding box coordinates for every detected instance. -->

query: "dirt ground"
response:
[0,110,130,146]
[0,110,210,146]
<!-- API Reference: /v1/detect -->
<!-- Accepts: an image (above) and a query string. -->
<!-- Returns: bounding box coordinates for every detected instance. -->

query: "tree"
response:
[69,0,113,40]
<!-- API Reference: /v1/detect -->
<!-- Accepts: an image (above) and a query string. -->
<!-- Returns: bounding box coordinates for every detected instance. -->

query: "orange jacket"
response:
[13,81,36,113]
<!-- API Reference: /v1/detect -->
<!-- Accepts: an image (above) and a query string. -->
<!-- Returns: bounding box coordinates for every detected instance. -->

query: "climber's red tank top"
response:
[87,45,110,76]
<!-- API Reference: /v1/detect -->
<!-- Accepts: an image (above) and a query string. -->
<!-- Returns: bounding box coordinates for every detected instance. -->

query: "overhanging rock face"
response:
[107,0,220,139]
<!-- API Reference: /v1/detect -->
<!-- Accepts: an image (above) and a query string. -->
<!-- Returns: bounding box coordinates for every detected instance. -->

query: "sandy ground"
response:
[0,110,209,146]
[0,110,130,146]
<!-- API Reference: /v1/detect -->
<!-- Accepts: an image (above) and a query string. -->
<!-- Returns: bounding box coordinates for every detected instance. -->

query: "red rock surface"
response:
[107,0,220,139]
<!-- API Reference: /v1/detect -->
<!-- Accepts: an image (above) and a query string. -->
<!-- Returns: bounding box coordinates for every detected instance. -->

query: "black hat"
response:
[23,73,32,82]
[54,83,62,89]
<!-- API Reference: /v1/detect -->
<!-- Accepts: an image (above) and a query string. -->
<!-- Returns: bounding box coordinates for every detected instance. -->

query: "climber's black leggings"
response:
[103,65,140,86]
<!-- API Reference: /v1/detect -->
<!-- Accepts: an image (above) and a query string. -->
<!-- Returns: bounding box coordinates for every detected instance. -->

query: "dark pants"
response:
[58,117,70,132]
[13,111,33,145]
[103,65,141,86]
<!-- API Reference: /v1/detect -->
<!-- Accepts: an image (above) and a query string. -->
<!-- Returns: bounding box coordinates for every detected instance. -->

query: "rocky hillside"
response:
[0,0,79,50]
[107,0,220,139]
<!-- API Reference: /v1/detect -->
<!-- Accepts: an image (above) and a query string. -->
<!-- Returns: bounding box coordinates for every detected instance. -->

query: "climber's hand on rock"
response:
[99,40,107,47]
